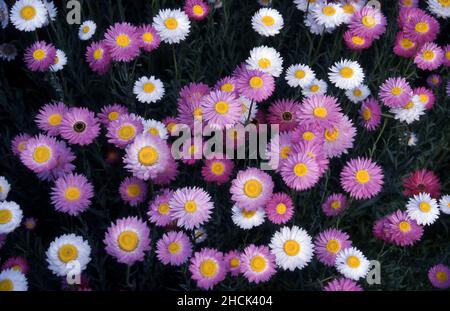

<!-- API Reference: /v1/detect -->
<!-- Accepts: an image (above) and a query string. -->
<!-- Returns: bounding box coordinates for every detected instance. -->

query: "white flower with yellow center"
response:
[78,20,96,41]
[335,247,370,280]
[390,95,425,124]
[294,0,324,12]
[10,0,47,32]
[50,49,67,72]
[46,234,91,277]
[269,226,314,271]
[304,11,334,35]
[194,227,208,243]
[0,176,11,201]
[239,96,258,123]
[406,192,440,226]
[153,9,191,44]
[133,76,165,104]
[142,119,168,140]
[0,269,28,291]
[231,205,265,230]
[301,78,328,97]
[312,2,344,29]
[251,8,284,37]
[328,59,364,90]
[439,195,450,215]
[43,0,57,24]
[345,84,370,103]
[427,0,450,19]
[246,46,284,77]
[341,1,364,24]
[285,63,316,88]
[0,201,22,234]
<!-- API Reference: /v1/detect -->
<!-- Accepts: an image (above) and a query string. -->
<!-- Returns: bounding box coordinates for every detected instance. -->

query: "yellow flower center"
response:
[403,0,413,6]
[93,49,104,60]
[143,82,155,93]
[193,107,203,119]
[362,15,376,28]
[167,122,176,133]
[391,87,403,95]
[419,94,429,104]
[168,242,181,254]
[18,141,27,152]
[65,187,80,202]
[126,184,141,198]
[419,202,431,213]
[250,255,267,273]
[0,210,12,224]
[313,107,327,118]
[241,209,256,218]
[404,101,414,109]
[347,255,361,268]
[310,84,319,92]
[303,131,315,141]
[324,128,339,142]
[188,144,197,155]
[322,5,336,16]
[118,125,136,140]
[438,0,450,7]
[20,6,36,20]
[258,58,271,69]
[326,239,341,254]
[215,101,229,115]
[184,200,197,213]
[445,51,450,60]
[340,67,354,78]
[276,203,287,215]
[157,202,170,215]
[193,5,204,16]
[399,221,411,233]
[230,257,240,268]
[221,83,234,93]
[355,169,370,184]
[138,146,159,166]
[0,279,14,291]
[58,244,78,263]
[33,49,46,61]
[211,161,225,175]
[48,113,62,126]
[436,271,448,282]
[331,200,341,210]
[363,107,372,121]
[142,32,154,43]
[200,259,218,278]
[400,38,414,49]
[33,146,51,163]
[295,70,306,79]
[351,36,365,45]
[294,163,308,177]
[423,50,435,61]
[54,56,59,65]
[415,22,429,34]
[353,89,362,97]
[148,127,159,136]
[343,4,356,14]
[115,34,131,47]
[118,231,139,252]
[249,76,263,89]
[107,111,119,121]
[283,240,300,256]
[243,179,263,198]
[164,17,178,30]
[82,26,90,33]
[261,15,275,26]
[280,146,291,159]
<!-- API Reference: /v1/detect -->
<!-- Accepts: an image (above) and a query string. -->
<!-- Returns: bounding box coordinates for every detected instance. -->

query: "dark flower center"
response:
[417,184,426,191]
[282,111,293,121]
[73,121,87,133]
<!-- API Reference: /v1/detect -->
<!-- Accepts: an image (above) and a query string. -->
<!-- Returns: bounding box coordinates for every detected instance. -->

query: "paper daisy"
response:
[301,78,328,97]
[406,192,440,226]
[315,229,352,267]
[142,119,168,140]
[231,205,265,230]
[85,40,112,75]
[402,169,441,199]
[267,99,301,133]
[78,20,96,41]
[270,226,314,271]
[335,247,370,281]
[49,49,67,72]
[265,132,293,171]
[147,189,174,227]
[201,154,234,185]
[383,210,424,246]
[24,40,56,72]
[0,269,28,291]
[106,114,143,148]
[36,140,75,182]
[224,250,241,276]
[104,217,151,265]
[156,231,192,266]
[104,22,140,62]
[280,152,321,191]
[236,68,275,102]
[428,264,450,289]
[35,102,68,136]
[240,245,276,284]
[414,42,444,71]
[285,63,316,88]
[349,6,387,39]
[251,8,284,37]
[312,2,344,29]
[438,195,450,215]
[393,32,418,58]
[153,9,191,44]
[323,278,363,291]
[153,155,179,186]
[189,248,225,290]
[379,77,413,108]
[304,11,334,35]
[60,107,100,146]
[184,0,209,21]
[10,0,47,32]
[264,192,294,225]
[246,46,283,77]
[215,76,238,96]
[343,30,373,51]
[345,84,370,103]
[119,176,147,207]
[328,59,364,90]
[97,104,128,126]
[322,114,356,159]
[133,76,165,104]
[403,12,439,44]
[294,0,323,12]
[390,95,425,124]
[0,201,23,234]
[297,94,342,129]
[359,98,382,131]
[2,256,29,274]
[43,0,56,23]
[0,176,10,201]
[137,24,160,52]
[201,90,241,130]
[322,193,348,217]
[46,234,91,277]
[427,0,450,19]
[413,87,435,110]
[20,134,58,173]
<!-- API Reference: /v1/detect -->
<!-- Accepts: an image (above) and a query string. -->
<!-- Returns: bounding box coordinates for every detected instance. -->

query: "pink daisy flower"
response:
[402,169,441,199]
[224,250,242,276]
[240,245,276,284]
[373,217,389,242]
[323,278,363,291]
[297,94,343,130]
[201,90,241,130]
[426,74,442,88]
[201,154,234,185]
[349,6,387,39]
[50,173,94,216]
[36,140,76,181]
[170,187,214,230]
[153,155,179,186]
[265,192,294,225]
[414,42,444,71]
[148,189,174,227]
[321,114,356,159]
[280,152,320,191]
[291,123,324,146]
[24,41,56,72]
[137,24,160,52]
[11,133,32,156]
[214,76,238,96]
[340,157,384,200]
[382,210,423,246]
[119,176,147,207]
[156,231,193,266]
[230,168,274,211]
[291,140,329,175]
[322,193,348,217]
[104,23,141,62]
[428,264,450,289]
[413,87,435,110]
[343,30,373,51]
[236,68,275,102]
[442,45,450,67]
[359,97,382,131]
[104,216,151,265]
[163,116,180,136]
[184,0,210,21]
[267,99,301,132]
[397,7,423,29]
[35,102,69,136]
[266,132,293,171]
[189,248,226,290]
[20,134,59,173]
[379,77,413,108]
[2,256,29,275]
[106,114,143,148]
[85,41,112,75]
[399,0,419,9]
[97,104,129,126]
[179,82,210,106]
[23,217,37,231]
[393,32,419,58]
[315,229,352,267]
[60,107,100,146]
[403,12,439,44]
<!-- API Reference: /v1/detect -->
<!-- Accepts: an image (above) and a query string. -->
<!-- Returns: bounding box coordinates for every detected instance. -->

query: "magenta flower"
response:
[137,24,160,52]
[153,155,179,186]
[35,102,69,136]
[402,169,441,199]
[24,41,56,72]
[382,210,423,246]
[322,193,348,217]
[265,192,294,225]
[240,245,276,284]
[97,104,129,126]
[104,23,141,62]
[428,264,450,289]
[119,176,147,207]
[267,99,301,132]
[393,32,418,58]
[349,6,387,39]
[20,134,59,173]
[379,77,413,108]
[403,11,439,44]
[156,231,193,266]
[184,0,210,21]
[2,256,29,275]
[280,152,320,191]
[236,68,275,102]
[11,133,32,156]
[323,278,363,291]
[343,30,373,51]
[201,90,241,130]
[414,42,444,71]
[106,114,143,148]
[413,87,435,110]
[291,123,324,146]
[60,107,100,146]
[442,45,450,67]
[321,114,356,159]
[292,140,329,175]
[189,248,226,290]
[315,229,352,267]
[214,76,238,96]
[297,94,343,130]
[201,153,234,185]
[148,189,174,227]
[359,97,382,131]
[224,250,242,276]
[426,74,442,88]
[36,140,76,182]
[86,41,112,75]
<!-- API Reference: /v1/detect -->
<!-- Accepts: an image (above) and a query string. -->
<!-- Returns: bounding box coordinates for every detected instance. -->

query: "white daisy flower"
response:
[391,95,425,124]
[301,78,328,97]
[0,176,11,201]
[269,226,314,271]
[246,46,284,77]
[407,132,418,146]
[153,9,191,44]
[0,201,23,234]
[10,0,47,32]
[285,63,316,88]
[427,0,450,19]
[133,76,165,104]
[43,0,56,24]
[0,43,17,61]
[50,49,67,72]
[328,59,364,90]
[239,96,258,123]
[78,20,96,41]
[251,8,284,37]
[194,227,208,243]
[312,2,344,29]
[0,269,28,291]
[294,0,324,12]
[304,12,334,35]
[438,195,450,215]
[345,84,371,103]
[0,0,9,29]
[46,234,91,277]
[406,192,440,226]
[142,119,169,140]
[335,247,370,281]
[231,205,265,230]
[341,1,364,24]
